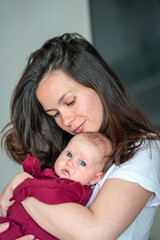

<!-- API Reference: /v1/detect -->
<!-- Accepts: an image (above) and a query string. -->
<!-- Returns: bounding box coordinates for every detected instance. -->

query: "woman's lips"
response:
[73,121,86,134]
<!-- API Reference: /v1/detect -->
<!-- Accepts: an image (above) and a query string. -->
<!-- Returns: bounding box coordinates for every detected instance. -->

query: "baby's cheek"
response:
[54,161,60,173]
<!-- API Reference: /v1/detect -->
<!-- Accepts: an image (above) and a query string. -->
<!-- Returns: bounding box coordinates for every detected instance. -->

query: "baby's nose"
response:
[66,159,75,169]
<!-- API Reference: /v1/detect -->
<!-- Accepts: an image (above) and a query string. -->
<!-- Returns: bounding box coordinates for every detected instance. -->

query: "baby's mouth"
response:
[61,169,70,177]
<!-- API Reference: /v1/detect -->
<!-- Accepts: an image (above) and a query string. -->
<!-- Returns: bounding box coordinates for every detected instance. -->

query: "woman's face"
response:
[36,70,104,135]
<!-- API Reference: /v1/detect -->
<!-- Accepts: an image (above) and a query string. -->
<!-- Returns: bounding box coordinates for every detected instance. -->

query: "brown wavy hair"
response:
[1,33,160,170]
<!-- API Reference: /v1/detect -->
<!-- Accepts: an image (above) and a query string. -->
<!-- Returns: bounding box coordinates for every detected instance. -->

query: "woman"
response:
[0,33,160,240]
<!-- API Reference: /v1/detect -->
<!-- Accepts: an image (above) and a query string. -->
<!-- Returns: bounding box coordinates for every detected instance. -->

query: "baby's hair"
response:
[78,132,113,172]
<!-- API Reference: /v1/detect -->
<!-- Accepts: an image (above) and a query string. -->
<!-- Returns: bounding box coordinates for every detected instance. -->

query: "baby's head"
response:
[54,132,112,185]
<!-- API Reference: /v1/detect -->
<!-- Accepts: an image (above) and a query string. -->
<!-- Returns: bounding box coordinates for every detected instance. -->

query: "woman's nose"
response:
[61,111,75,126]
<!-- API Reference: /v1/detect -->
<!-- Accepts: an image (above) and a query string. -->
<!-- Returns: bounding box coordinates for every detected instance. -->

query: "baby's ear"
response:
[89,172,104,185]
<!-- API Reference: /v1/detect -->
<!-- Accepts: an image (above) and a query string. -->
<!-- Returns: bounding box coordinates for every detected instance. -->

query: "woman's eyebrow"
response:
[58,92,70,104]
[45,91,70,113]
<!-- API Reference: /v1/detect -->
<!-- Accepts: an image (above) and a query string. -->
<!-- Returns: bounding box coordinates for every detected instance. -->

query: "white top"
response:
[86,139,160,240]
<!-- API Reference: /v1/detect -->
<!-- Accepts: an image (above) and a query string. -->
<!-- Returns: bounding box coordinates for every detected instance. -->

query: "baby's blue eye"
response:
[66,152,72,158]
[79,161,86,166]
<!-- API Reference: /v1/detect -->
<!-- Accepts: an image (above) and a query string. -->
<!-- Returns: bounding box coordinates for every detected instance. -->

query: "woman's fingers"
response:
[0,222,9,233]
[1,207,7,218]
[0,201,14,217]
[0,196,14,217]
[0,183,14,217]
[0,223,40,240]
[16,236,39,240]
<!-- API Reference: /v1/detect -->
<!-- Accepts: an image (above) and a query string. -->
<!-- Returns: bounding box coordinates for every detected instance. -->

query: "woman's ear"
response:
[89,172,104,185]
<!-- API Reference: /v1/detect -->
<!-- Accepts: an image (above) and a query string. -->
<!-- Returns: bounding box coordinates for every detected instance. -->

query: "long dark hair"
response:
[1,33,160,169]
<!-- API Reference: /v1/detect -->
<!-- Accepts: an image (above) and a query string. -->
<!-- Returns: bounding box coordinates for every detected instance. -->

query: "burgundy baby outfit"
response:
[0,155,92,239]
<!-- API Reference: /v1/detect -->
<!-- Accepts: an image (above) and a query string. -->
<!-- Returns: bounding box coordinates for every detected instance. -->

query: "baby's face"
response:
[54,135,104,185]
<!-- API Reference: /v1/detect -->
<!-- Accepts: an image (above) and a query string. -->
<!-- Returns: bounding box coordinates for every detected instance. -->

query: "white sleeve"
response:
[107,140,160,204]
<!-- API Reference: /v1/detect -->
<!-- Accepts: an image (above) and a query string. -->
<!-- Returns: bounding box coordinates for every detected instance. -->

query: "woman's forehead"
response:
[38,70,84,94]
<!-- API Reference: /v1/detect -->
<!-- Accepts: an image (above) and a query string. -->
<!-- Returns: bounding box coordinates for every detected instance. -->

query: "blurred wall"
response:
[89,1,160,239]
[89,0,160,128]
[0,0,91,192]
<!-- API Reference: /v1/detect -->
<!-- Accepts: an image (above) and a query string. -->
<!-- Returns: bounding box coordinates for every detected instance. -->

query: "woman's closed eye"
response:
[53,97,76,118]
[53,111,59,118]
[66,97,76,106]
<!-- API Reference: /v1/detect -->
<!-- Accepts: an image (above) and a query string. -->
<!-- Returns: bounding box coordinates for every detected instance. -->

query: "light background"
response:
[0,0,91,190]
[0,0,159,239]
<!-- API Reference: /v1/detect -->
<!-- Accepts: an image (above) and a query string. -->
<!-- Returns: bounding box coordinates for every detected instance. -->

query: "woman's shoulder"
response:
[126,138,160,167]
[100,139,160,200]
[109,139,160,177]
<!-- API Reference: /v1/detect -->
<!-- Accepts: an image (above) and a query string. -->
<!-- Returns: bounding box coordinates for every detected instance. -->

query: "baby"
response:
[0,132,112,240]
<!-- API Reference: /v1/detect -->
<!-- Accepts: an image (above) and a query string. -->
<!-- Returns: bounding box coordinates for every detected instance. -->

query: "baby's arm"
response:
[11,177,92,206]
[7,156,92,206]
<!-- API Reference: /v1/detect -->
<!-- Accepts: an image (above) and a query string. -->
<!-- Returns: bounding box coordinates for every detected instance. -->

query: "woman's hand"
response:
[16,236,39,240]
[0,181,15,217]
[0,222,9,233]
[0,172,33,217]
[0,223,39,239]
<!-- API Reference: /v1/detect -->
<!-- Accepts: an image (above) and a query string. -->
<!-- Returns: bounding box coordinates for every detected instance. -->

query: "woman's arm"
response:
[22,178,153,240]
[0,172,33,217]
